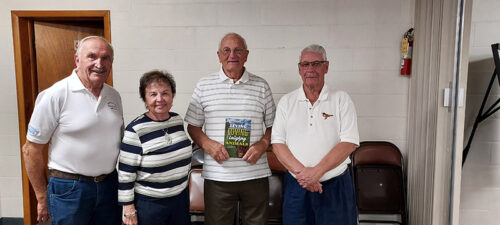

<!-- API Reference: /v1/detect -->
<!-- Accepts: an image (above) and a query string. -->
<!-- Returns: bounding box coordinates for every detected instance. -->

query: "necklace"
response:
[162,127,172,145]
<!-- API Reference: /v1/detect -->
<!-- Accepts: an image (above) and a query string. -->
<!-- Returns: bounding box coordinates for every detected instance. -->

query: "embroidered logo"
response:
[107,102,118,111]
[322,112,333,120]
[28,125,40,136]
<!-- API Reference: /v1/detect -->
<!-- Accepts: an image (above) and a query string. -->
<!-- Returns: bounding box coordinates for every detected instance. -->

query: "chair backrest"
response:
[268,172,284,223]
[191,147,204,167]
[353,141,402,167]
[189,169,204,212]
[266,149,285,224]
[352,141,406,217]
[267,150,287,172]
[355,165,404,212]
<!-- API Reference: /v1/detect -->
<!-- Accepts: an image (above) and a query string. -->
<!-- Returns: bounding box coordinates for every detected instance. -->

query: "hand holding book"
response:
[242,140,268,164]
[204,138,230,164]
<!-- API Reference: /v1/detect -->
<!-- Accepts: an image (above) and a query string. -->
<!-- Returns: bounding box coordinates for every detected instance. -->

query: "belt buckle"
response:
[94,174,106,182]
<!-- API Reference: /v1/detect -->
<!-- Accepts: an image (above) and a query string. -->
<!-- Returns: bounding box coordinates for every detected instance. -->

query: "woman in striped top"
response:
[118,70,192,225]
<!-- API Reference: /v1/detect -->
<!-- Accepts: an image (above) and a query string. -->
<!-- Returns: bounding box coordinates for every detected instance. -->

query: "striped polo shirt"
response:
[118,112,192,205]
[185,68,276,182]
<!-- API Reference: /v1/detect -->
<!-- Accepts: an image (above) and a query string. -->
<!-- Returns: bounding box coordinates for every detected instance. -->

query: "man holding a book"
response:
[185,32,276,225]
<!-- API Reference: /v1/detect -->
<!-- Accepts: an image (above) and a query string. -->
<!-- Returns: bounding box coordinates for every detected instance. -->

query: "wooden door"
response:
[11,11,111,225]
[34,20,104,91]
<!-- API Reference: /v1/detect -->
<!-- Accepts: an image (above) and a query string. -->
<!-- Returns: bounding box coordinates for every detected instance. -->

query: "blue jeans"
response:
[283,171,358,225]
[47,171,121,225]
[134,187,190,225]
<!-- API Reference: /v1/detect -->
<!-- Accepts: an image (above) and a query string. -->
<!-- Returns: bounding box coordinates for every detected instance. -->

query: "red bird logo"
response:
[322,112,333,120]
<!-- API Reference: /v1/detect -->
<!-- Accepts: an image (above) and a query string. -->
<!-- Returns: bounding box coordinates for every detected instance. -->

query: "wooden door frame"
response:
[11,10,111,225]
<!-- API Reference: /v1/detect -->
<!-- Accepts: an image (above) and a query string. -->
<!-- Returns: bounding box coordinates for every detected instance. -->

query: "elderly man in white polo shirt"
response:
[185,32,276,225]
[271,44,359,225]
[22,36,123,225]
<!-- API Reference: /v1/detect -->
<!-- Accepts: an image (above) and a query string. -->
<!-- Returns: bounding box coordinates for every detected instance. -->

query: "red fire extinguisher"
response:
[400,28,414,76]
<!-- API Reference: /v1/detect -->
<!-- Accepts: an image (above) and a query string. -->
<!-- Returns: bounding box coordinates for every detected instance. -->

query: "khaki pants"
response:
[204,177,269,225]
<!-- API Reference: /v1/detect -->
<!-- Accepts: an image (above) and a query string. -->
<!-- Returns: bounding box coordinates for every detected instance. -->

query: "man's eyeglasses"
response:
[298,61,327,68]
[219,48,247,56]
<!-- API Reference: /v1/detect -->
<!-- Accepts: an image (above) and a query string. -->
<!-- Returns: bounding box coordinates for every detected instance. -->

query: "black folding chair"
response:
[266,151,286,225]
[352,141,407,225]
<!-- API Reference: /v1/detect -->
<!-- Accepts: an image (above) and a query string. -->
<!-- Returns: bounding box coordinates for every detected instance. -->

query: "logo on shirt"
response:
[107,102,119,111]
[28,125,40,136]
[322,112,333,120]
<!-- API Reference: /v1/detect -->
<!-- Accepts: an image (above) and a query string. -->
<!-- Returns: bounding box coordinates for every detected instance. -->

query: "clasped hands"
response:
[204,139,268,164]
[293,166,324,194]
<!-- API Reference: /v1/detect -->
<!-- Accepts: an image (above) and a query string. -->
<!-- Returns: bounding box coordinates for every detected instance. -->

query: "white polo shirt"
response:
[271,84,359,182]
[27,70,123,176]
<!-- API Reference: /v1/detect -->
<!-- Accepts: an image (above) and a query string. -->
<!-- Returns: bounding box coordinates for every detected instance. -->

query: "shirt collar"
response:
[69,69,87,92]
[298,84,330,102]
[69,69,109,97]
[218,67,249,84]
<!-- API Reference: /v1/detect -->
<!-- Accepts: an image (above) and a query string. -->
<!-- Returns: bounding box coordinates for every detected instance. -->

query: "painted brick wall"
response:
[0,0,413,217]
[460,0,500,224]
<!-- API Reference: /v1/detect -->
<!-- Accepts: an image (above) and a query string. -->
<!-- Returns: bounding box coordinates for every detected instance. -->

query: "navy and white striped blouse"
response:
[118,112,192,205]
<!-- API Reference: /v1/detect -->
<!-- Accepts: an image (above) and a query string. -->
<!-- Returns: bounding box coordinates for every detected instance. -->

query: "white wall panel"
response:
[357,117,407,140]
[0,157,21,177]
[469,0,500,22]
[0,136,20,157]
[491,143,500,165]
[473,22,500,47]
[215,3,261,26]
[115,49,176,71]
[461,1,500,222]
[131,4,219,27]
[327,71,408,94]
[459,209,493,225]
[352,47,400,71]
[260,1,332,25]
[0,197,22,217]
[351,94,407,117]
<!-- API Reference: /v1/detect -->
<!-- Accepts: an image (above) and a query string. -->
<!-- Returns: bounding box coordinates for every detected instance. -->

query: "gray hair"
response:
[300,44,327,61]
[218,32,248,50]
[76,36,114,58]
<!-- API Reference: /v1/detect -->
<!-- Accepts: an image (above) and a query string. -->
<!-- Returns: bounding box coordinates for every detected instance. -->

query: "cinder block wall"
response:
[460,0,500,224]
[0,0,413,218]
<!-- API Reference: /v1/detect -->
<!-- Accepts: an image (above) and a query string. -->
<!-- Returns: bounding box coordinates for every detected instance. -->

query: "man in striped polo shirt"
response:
[185,33,276,225]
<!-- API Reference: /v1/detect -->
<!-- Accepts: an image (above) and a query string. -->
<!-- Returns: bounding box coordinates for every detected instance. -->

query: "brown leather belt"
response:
[49,169,108,182]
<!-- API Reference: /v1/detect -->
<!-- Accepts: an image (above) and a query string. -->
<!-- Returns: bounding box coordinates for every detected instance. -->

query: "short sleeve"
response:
[26,89,61,144]
[262,80,276,128]
[271,96,287,144]
[184,81,205,127]
[338,92,360,146]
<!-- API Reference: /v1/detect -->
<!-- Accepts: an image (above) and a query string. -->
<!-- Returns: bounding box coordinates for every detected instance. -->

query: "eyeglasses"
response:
[219,47,247,56]
[298,61,327,68]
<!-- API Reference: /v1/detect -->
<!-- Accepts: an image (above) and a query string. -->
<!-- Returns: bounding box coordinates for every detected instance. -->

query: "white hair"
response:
[300,44,327,61]
[218,32,248,50]
[76,36,114,58]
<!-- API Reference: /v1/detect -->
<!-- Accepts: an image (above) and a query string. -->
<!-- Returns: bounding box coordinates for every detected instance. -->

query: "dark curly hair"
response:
[139,70,176,102]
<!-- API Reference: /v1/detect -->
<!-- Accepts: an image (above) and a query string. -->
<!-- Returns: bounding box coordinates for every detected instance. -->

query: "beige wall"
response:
[460,0,500,224]
[0,0,413,218]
